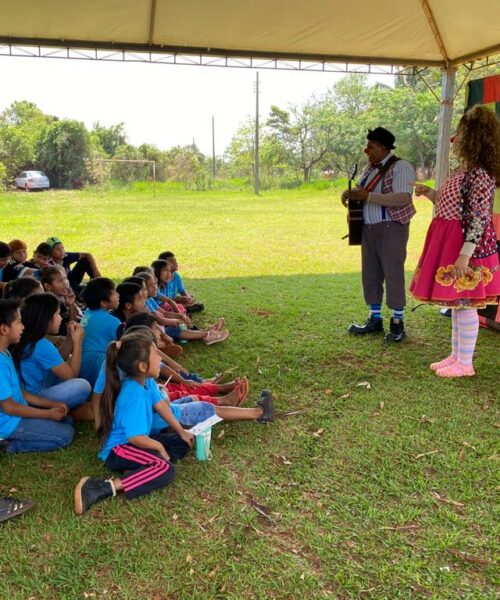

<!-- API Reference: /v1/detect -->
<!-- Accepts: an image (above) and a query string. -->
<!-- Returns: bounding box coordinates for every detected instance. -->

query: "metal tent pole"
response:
[434,66,457,190]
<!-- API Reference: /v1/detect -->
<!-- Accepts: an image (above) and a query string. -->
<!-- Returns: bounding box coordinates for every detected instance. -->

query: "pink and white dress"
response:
[410,167,500,308]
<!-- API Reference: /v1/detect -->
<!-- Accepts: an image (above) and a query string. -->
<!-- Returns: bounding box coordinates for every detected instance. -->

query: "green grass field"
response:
[0,184,498,599]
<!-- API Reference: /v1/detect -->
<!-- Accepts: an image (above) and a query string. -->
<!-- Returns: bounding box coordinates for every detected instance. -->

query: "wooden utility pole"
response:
[254,71,260,195]
[212,115,216,178]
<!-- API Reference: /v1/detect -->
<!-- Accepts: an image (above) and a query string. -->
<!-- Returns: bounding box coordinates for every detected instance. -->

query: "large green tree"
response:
[37,119,90,188]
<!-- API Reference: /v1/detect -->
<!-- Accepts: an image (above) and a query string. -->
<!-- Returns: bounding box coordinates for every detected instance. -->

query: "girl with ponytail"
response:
[74,330,194,515]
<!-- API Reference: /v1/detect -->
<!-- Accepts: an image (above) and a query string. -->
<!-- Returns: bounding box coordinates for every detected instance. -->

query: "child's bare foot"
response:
[217,388,240,406]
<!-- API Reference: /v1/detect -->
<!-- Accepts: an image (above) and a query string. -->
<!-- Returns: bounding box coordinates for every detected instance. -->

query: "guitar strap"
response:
[360,155,400,192]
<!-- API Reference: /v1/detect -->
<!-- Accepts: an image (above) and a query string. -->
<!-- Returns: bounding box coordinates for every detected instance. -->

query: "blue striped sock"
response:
[393,308,404,320]
[370,304,382,320]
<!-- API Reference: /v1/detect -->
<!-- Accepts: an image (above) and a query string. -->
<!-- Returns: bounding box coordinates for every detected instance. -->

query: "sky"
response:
[0,55,393,156]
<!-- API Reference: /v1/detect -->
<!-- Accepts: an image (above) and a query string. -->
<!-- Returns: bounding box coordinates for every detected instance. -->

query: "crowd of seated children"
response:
[0,241,274,519]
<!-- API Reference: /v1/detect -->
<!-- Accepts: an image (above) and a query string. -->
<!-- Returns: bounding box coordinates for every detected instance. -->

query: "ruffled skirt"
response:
[409,217,500,308]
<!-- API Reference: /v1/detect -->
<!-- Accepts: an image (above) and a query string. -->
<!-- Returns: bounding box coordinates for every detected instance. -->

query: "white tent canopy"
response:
[0,0,499,68]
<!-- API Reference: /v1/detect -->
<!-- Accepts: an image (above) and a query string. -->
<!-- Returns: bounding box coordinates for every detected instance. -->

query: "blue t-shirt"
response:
[94,366,175,444]
[98,378,160,461]
[80,308,121,386]
[145,297,161,313]
[0,350,28,438]
[165,272,186,299]
[20,338,64,394]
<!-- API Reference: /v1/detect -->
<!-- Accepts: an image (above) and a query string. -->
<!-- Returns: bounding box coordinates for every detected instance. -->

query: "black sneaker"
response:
[385,318,406,342]
[0,496,34,523]
[348,316,384,335]
[257,389,275,423]
[186,303,205,314]
[74,477,115,515]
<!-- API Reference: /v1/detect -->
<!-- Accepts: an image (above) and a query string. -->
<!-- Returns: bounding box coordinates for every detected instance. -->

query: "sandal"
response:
[236,377,249,406]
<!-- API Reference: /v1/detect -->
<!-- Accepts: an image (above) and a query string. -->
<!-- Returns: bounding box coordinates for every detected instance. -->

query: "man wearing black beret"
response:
[342,127,417,342]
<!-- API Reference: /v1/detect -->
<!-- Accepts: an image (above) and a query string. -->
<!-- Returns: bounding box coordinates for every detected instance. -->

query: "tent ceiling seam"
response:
[419,0,449,64]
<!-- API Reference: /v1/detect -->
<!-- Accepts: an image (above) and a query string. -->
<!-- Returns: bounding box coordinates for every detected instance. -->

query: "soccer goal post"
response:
[91,158,156,198]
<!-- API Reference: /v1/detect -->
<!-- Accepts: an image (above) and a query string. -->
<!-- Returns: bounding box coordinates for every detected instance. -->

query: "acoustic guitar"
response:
[346,164,363,246]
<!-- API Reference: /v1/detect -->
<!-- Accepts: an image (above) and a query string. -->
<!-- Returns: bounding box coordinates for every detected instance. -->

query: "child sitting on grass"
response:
[2,240,29,282]
[0,242,11,290]
[4,277,43,300]
[41,266,83,335]
[158,251,204,314]
[110,282,146,323]
[11,293,91,411]
[80,278,121,386]
[0,299,74,454]
[74,329,194,515]
[46,236,101,293]
[150,262,228,345]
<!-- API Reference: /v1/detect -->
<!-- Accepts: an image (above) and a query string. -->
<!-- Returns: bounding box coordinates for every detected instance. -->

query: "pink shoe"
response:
[436,363,475,378]
[203,329,229,346]
[430,356,457,371]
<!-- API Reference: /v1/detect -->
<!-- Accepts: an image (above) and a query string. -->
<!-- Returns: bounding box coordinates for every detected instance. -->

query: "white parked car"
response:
[15,170,50,191]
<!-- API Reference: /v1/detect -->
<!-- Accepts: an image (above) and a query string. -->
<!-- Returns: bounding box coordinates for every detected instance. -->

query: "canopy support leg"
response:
[434,66,457,190]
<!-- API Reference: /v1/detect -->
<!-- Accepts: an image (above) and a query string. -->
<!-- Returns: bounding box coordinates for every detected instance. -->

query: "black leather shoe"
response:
[385,318,406,342]
[257,389,275,423]
[74,477,114,515]
[348,316,384,335]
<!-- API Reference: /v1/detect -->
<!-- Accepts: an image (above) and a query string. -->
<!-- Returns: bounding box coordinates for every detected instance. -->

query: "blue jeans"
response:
[6,416,74,454]
[40,379,91,410]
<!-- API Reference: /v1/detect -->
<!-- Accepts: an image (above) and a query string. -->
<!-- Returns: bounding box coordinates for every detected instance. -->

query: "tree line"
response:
[0,66,497,191]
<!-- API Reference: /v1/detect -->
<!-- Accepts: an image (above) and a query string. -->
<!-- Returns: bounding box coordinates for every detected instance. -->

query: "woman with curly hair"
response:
[410,105,500,377]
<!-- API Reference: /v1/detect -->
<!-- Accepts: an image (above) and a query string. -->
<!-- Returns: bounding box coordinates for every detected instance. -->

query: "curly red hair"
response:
[456,105,500,184]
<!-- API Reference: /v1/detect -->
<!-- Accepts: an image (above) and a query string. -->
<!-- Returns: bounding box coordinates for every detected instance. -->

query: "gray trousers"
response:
[361,221,410,310]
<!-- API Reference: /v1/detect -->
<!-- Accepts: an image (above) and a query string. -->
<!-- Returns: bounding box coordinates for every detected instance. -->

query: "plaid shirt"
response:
[360,156,416,224]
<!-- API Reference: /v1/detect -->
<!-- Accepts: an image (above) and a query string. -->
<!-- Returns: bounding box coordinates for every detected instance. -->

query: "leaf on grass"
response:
[256,356,261,368]
[312,428,324,438]
[380,524,422,531]
[186,554,193,563]
[9,487,19,493]
[249,499,273,521]
[189,568,195,575]
[430,491,465,508]
[338,393,350,400]
[300,573,305,580]
[446,548,493,565]
[379,401,385,409]
[217,429,225,439]
[280,455,292,465]
[277,409,308,419]
[172,513,179,521]
[357,381,372,389]
[458,447,466,462]
[462,441,477,451]
[414,450,440,459]
[324,389,333,395]
[419,414,435,424]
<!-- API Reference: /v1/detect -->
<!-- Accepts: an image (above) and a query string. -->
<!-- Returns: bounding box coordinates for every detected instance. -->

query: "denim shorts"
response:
[171,398,215,427]
[165,326,182,341]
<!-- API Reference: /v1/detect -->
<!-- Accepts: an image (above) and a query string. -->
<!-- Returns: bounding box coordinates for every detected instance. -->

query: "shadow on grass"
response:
[0,271,497,599]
